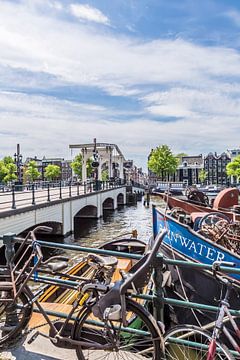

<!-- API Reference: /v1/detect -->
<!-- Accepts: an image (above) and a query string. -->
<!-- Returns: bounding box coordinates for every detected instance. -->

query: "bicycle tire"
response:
[74,298,164,359]
[164,324,234,360]
[0,289,32,347]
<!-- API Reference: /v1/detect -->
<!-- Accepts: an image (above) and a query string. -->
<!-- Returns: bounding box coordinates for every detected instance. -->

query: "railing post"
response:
[77,181,80,196]
[152,254,164,322]
[69,181,72,197]
[90,181,92,193]
[47,183,50,202]
[59,181,62,199]
[11,184,16,209]
[84,181,86,194]
[32,183,35,205]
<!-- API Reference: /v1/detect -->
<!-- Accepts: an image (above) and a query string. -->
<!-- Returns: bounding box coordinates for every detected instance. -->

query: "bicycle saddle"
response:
[87,254,118,267]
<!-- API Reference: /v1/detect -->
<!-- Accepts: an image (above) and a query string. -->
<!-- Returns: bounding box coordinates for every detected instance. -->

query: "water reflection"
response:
[66,196,164,254]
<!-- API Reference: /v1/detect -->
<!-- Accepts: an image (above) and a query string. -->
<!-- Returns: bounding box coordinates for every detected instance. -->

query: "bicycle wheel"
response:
[164,324,234,360]
[74,298,164,359]
[0,289,32,347]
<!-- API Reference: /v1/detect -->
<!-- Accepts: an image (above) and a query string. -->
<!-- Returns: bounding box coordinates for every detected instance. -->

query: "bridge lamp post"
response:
[14,144,23,183]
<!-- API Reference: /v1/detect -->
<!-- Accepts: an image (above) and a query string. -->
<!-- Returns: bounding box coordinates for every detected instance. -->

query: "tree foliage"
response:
[26,160,41,182]
[3,163,17,183]
[0,157,17,183]
[148,145,178,179]
[71,154,92,179]
[101,169,109,181]
[0,162,8,182]
[226,156,240,180]
[44,164,61,181]
[199,169,208,184]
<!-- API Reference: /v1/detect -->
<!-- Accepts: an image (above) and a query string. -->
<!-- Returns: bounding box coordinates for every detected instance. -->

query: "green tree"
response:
[226,156,240,182]
[199,169,208,184]
[3,162,17,183]
[3,156,14,165]
[101,169,109,181]
[148,145,178,180]
[71,154,92,179]
[0,161,8,183]
[44,164,61,181]
[25,160,41,182]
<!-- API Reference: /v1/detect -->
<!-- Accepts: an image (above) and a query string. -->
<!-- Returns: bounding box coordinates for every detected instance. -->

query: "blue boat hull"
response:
[153,205,240,282]
[152,206,240,329]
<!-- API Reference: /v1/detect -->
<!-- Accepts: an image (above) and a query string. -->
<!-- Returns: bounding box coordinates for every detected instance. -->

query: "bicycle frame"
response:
[207,277,240,359]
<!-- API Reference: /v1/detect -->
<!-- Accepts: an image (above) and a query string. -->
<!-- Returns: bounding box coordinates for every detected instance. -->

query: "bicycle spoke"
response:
[75,299,162,359]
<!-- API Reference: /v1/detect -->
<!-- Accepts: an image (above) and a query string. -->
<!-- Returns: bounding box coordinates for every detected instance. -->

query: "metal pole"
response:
[69,181,72,197]
[59,181,62,199]
[84,181,86,194]
[32,183,35,205]
[77,181,79,196]
[47,183,50,202]
[11,185,16,209]
[152,256,164,322]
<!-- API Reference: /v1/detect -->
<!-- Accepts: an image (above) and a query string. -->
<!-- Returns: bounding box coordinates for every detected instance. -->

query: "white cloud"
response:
[0,2,240,168]
[69,4,109,25]
[0,91,240,171]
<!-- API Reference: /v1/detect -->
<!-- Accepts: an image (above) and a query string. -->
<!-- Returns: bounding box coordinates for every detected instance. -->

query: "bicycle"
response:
[164,261,240,360]
[0,225,167,359]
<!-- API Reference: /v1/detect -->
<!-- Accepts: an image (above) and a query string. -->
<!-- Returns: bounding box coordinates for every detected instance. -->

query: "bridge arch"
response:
[117,193,124,206]
[74,205,98,218]
[102,197,114,211]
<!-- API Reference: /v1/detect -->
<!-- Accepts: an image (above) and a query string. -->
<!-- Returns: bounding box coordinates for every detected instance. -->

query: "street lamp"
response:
[14,144,23,182]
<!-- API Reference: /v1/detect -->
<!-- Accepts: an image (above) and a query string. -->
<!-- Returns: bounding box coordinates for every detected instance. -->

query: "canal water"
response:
[63,196,164,260]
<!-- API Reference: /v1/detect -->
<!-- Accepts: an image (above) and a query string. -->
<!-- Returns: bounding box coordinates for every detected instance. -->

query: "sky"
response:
[1,0,240,170]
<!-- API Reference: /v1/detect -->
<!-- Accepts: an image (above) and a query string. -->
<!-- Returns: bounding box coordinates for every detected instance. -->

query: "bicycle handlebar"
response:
[31,226,53,235]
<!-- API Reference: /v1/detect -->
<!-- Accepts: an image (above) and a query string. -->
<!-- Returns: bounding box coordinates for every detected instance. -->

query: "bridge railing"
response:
[0,179,126,211]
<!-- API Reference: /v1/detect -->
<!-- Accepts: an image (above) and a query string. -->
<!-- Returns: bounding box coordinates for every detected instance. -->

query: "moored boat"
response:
[155,187,240,222]
[152,205,240,327]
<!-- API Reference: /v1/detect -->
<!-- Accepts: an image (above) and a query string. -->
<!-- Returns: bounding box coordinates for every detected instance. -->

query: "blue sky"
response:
[1,0,240,170]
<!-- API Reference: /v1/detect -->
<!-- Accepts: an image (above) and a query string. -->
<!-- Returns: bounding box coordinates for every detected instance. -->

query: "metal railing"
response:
[0,179,126,211]
[2,233,240,317]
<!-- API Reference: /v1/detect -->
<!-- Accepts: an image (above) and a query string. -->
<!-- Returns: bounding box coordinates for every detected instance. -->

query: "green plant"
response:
[226,156,240,181]
[25,160,41,182]
[148,145,178,180]
[71,154,92,179]
[199,169,208,184]
[44,164,61,181]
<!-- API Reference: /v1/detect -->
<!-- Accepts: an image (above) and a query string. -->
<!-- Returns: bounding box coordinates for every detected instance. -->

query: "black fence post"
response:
[152,255,164,322]
[47,183,50,202]
[84,181,86,194]
[77,181,79,196]
[59,181,62,199]
[32,183,35,205]
[69,182,72,197]
[11,185,16,209]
